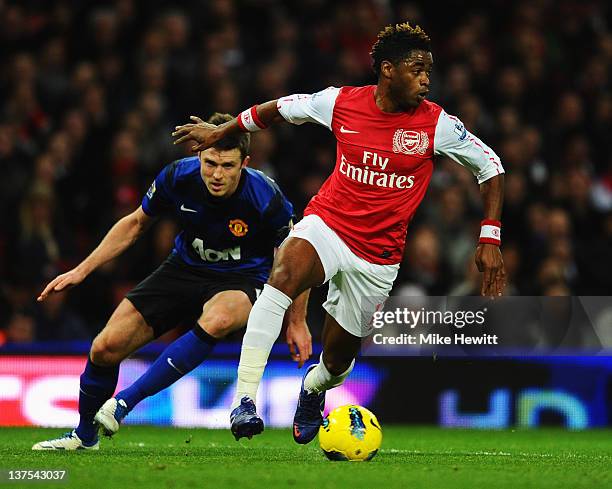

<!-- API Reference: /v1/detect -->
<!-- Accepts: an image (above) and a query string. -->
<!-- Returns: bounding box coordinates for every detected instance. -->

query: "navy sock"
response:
[116,327,218,411]
[75,358,119,443]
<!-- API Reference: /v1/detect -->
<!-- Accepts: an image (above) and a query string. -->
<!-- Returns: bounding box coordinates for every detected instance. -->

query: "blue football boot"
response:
[292,364,325,444]
[230,396,264,441]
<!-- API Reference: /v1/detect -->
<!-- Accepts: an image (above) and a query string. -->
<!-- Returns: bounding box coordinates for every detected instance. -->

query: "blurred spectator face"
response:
[563,135,590,166]
[273,17,298,46]
[498,68,525,101]
[257,62,289,99]
[141,59,166,92]
[548,208,571,238]
[71,62,98,93]
[82,84,107,119]
[566,167,592,206]
[140,92,164,125]
[439,186,465,224]
[98,54,123,85]
[63,110,88,146]
[48,132,72,168]
[446,64,471,98]
[409,227,440,272]
[142,28,167,59]
[557,92,584,127]
[113,184,139,218]
[521,126,542,160]
[505,173,526,207]
[469,46,491,76]
[91,9,118,49]
[34,154,56,185]
[13,53,37,85]
[8,83,38,119]
[527,202,548,236]
[163,12,189,49]
[6,313,35,343]
[499,138,525,167]
[28,186,54,227]
[457,95,481,131]
[111,133,139,177]
[41,38,66,71]
[210,0,236,20]
[213,82,239,115]
[0,124,15,158]
[537,258,565,289]
[122,110,145,138]
[549,237,572,263]
[249,130,276,167]
[497,107,520,136]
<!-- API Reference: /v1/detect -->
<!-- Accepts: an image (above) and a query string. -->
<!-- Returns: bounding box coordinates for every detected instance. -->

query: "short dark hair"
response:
[370,22,432,76]
[207,112,250,161]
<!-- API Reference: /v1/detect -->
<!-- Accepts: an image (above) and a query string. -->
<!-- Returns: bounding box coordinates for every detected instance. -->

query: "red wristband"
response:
[479,219,501,246]
[237,105,267,132]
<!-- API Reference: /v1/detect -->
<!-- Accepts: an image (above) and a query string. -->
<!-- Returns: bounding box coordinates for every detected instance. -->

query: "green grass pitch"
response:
[1,426,610,489]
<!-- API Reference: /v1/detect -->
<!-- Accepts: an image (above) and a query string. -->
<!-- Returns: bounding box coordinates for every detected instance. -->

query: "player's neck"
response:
[374,84,413,114]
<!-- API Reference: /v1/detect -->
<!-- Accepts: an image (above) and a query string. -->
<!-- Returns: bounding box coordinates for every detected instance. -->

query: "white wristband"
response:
[479,219,501,246]
[237,106,266,132]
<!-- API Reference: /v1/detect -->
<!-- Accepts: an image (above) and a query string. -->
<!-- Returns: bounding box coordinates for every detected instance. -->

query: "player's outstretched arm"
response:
[172,101,285,152]
[475,174,506,297]
[284,289,313,368]
[37,206,154,302]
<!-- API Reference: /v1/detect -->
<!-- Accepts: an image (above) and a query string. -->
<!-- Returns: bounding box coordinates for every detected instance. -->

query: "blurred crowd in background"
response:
[0,0,611,344]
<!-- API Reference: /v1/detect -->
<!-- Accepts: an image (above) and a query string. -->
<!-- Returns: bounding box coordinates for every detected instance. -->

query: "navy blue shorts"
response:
[126,254,263,338]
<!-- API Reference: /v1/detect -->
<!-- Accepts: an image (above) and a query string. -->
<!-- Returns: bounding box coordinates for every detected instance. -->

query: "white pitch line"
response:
[380,449,610,460]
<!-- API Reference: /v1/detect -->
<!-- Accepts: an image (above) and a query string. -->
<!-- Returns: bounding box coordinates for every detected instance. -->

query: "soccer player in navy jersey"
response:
[32,113,311,450]
[172,22,506,443]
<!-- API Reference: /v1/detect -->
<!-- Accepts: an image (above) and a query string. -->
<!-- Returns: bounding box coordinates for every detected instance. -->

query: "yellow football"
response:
[318,404,382,461]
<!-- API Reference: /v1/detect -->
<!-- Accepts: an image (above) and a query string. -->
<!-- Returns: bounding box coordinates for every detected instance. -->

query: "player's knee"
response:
[90,335,126,366]
[268,262,300,298]
[199,313,234,339]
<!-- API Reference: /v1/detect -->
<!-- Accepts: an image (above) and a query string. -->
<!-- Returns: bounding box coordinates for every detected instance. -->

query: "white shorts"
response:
[287,214,399,337]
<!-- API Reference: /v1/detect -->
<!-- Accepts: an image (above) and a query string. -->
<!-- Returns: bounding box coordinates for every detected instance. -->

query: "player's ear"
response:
[380,60,394,80]
[241,155,250,168]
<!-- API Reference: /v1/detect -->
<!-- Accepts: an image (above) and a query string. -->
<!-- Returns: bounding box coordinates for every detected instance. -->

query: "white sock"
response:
[232,284,292,409]
[303,354,355,394]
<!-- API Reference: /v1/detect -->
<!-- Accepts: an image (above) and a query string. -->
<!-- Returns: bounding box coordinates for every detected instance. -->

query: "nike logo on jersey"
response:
[180,204,198,213]
[340,125,359,134]
[167,357,184,374]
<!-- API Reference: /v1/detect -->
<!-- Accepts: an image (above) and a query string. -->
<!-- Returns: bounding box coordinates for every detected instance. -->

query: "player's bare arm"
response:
[37,206,154,301]
[475,174,506,297]
[284,289,313,368]
[172,101,283,152]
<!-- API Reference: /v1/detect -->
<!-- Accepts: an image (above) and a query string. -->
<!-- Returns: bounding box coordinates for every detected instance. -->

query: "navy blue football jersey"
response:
[141,157,294,284]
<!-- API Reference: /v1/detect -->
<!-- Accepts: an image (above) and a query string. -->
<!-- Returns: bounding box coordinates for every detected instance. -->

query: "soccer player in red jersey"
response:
[172,22,505,443]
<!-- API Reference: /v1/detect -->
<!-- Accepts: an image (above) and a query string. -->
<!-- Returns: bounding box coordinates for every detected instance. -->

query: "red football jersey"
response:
[278,85,503,265]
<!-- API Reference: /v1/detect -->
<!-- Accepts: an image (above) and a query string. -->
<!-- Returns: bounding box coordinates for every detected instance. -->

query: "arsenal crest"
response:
[229,218,248,237]
[392,129,429,155]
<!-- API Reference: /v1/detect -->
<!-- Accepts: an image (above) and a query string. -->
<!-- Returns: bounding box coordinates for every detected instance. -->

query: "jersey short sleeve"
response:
[277,87,340,130]
[433,110,504,184]
[262,188,295,247]
[141,162,176,216]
